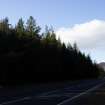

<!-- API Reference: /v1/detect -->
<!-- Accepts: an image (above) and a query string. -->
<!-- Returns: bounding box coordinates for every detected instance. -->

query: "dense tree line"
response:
[0,17,103,85]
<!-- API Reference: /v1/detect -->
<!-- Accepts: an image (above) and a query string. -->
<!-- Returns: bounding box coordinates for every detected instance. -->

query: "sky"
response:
[0,0,105,63]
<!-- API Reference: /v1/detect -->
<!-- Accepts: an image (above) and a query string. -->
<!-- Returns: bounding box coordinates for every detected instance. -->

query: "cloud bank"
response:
[56,20,105,49]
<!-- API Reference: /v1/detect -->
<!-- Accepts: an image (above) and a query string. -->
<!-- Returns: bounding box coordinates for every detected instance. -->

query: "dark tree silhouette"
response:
[0,17,103,86]
[26,16,41,38]
[15,18,25,38]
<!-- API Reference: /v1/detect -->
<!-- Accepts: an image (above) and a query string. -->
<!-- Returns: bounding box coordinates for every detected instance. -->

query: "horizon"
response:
[0,0,105,63]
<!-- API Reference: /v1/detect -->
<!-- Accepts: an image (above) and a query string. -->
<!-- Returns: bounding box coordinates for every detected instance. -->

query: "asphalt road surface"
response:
[0,78,105,105]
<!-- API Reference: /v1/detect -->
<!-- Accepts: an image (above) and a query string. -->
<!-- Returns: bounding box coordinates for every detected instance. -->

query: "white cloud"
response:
[56,19,105,49]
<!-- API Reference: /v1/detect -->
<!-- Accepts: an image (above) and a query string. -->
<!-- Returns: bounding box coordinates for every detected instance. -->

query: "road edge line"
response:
[0,97,31,105]
[57,82,105,105]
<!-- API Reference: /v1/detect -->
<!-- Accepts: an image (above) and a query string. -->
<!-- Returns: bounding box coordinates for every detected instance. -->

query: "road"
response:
[0,79,105,105]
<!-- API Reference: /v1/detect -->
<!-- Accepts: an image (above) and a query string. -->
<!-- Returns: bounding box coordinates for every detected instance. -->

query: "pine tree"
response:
[73,42,79,52]
[67,43,73,51]
[26,16,40,38]
[57,37,62,48]
[15,18,25,37]
[44,26,56,43]
[0,17,10,34]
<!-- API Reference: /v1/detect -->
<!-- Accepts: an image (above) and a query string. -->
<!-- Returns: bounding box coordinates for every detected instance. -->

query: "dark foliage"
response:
[0,17,102,85]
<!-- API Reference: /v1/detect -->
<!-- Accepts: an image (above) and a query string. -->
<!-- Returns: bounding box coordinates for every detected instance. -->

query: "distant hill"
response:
[98,62,105,70]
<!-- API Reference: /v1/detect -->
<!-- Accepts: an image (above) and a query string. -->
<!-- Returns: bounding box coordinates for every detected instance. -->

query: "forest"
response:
[0,16,103,85]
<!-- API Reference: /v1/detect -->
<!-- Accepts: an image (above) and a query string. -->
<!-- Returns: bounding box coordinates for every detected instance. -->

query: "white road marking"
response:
[0,80,104,105]
[0,90,58,105]
[38,93,77,99]
[57,82,105,105]
[38,90,59,96]
[0,89,58,105]
[0,97,31,105]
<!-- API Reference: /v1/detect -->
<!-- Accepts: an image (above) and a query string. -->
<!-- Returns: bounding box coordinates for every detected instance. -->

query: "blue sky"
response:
[0,0,105,63]
[1,0,105,27]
